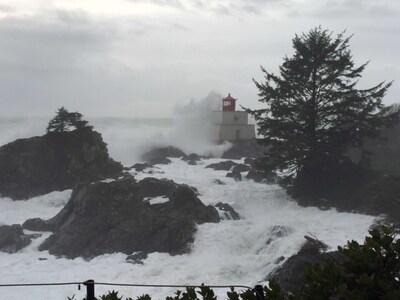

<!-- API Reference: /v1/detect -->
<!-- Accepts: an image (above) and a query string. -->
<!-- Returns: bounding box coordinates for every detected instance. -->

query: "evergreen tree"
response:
[46,107,91,133]
[248,27,399,175]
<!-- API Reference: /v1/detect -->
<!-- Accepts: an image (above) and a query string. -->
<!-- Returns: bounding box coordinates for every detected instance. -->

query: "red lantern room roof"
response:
[222,93,237,111]
[223,93,237,102]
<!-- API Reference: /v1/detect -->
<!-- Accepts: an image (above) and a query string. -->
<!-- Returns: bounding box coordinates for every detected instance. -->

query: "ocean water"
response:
[0,117,376,300]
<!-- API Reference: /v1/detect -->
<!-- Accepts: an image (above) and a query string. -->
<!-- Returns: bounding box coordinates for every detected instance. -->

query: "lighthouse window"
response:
[223,101,230,106]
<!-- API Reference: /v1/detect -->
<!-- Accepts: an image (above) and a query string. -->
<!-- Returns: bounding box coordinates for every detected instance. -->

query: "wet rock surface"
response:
[215,202,240,220]
[222,140,269,159]
[206,160,238,171]
[182,153,202,162]
[232,164,250,173]
[0,224,32,253]
[226,171,242,181]
[131,163,153,172]
[148,157,172,165]
[268,236,342,294]
[0,128,123,200]
[141,146,186,161]
[23,177,220,259]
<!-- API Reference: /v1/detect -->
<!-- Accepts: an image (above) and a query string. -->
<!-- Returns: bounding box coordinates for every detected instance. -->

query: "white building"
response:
[212,94,256,143]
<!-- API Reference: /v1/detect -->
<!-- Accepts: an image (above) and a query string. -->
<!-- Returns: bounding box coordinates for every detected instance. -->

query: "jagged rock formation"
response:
[215,202,240,220]
[131,163,153,172]
[148,157,172,165]
[267,236,340,294]
[205,160,237,171]
[226,171,242,181]
[182,153,202,162]
[141,146,186,162]
[0,127,122,200]
[222,140,269,159]
[0,224,33,253]
[23,177,220,259]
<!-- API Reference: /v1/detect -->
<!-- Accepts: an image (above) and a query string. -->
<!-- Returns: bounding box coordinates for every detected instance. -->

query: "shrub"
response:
[47,107,92,133]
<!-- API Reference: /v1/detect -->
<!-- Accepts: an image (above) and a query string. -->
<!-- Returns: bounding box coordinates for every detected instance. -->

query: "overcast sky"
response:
[0,0,399,118]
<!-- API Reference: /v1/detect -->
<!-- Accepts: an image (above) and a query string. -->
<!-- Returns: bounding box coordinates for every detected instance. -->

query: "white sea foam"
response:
[0,118,376,300]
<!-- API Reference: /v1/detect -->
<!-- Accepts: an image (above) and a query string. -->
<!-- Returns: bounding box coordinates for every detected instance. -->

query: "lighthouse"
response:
[212,94,255,143]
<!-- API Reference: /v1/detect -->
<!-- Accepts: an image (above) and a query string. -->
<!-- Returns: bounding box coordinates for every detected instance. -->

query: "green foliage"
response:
[300,225,400,299]
[98,290,125,300]
[46,106,92,133]
[247,27,399,176]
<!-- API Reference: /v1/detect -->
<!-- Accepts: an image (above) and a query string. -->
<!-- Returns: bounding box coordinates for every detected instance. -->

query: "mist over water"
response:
[0,117,48,147]
[0,93,232,166]
[169,91,232,158]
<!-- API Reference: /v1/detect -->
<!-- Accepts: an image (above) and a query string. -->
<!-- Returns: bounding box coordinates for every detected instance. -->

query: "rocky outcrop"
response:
[182,153,202,162]
[215,202,240,220]
[131,163,153,172]
[126,251,148,265]
[141,146,186,161]
[226,171,242,181]
[222,140,269,159]
[0,224,33,253]
[246,169,277,184]
[268,236,340,294]
[206,160,237,171]
[0,128,123,200]
[148,157,172,165]
[232,164,250,173]
[23,177,219,259]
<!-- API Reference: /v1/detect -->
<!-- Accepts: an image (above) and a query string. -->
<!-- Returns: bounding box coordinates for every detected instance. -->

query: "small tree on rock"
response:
[248,27,399,178]
[46,107,91,133]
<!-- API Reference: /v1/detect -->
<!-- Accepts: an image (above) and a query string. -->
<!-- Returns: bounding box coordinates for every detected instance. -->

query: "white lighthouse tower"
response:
[212,94,255,143]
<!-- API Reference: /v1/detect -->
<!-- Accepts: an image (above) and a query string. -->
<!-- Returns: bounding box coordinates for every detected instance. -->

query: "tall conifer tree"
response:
[249,27,399,174]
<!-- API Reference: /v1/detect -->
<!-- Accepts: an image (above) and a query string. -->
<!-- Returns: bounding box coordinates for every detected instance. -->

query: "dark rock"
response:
[182,153,201,162]
[0,224,32,253]
[222,140,270,159]
[267,236,343,294]
[274,256,285,264]
[213,179,226,185]
[141,146,186,161]
[246,170,265,183]
[0,127,123,200]
[245,169,277,184]
[23,218,54,232]
[26,177,219,259]
[226,171,242,181]
[206,160,237,171]
[126,251,148,265]
[232,164,250,173]
[265,225,292,245]
[244,158,256,167]
[215,202,240,220]
[131,163,153,172]
[187,160,197,165]
[148,157,172,165]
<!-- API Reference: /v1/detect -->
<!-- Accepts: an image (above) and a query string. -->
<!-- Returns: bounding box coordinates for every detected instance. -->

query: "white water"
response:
[0,117,376,300]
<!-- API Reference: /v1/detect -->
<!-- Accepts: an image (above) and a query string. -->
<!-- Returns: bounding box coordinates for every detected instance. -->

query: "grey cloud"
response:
[0,8,194,117]
[0,11,120,116]
[125,0,292,16]
[309,0,400,19]
[128,0,184,8]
